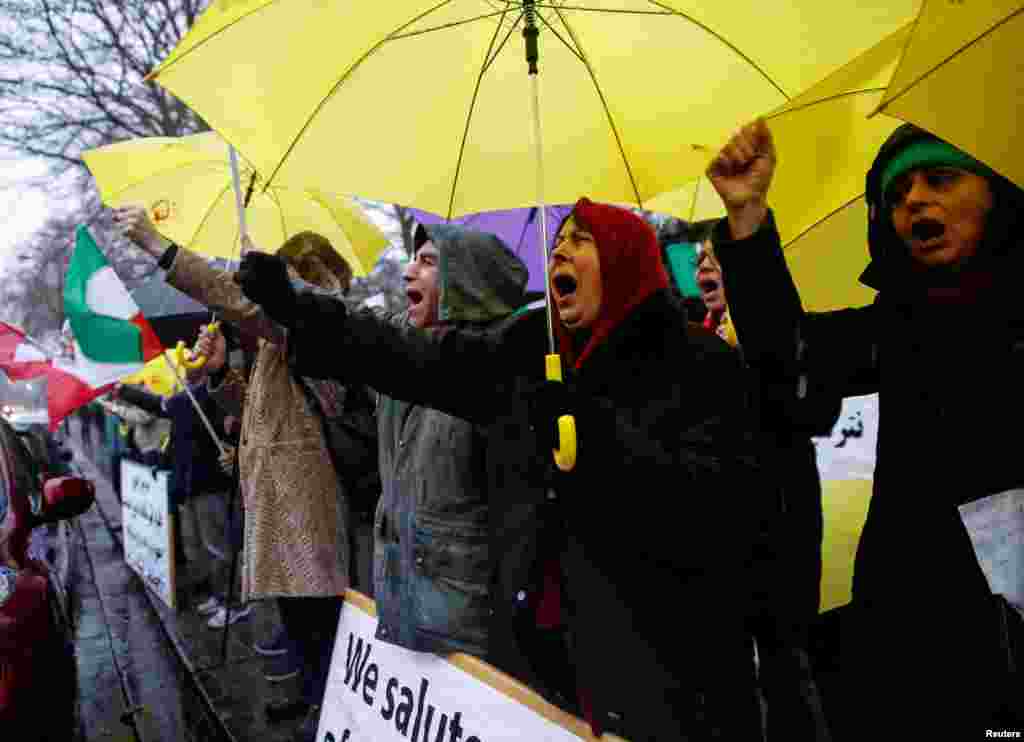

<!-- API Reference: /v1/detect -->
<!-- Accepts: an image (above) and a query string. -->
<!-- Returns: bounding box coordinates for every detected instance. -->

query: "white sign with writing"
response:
[959,488,1024,617]
[319,599,595,742]
[120,459,175,609]
[812,394,879,481]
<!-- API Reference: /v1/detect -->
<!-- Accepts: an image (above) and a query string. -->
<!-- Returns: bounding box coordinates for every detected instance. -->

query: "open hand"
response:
[112,204,170,257]
[194,324,227,375]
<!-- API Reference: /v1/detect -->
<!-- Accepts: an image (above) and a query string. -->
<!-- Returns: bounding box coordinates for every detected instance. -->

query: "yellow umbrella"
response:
[148,0,918,471]
[873,0,1024,189]
[147,1,919,217]
[648,22,914,311]
[82,132,389,275]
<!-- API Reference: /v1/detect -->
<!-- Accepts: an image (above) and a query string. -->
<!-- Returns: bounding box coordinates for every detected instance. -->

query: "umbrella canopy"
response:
[147,1,920,217]
[82,132,390,275]
[647,22,914,311]
[408,204,573,291]
[873,0,1024,189]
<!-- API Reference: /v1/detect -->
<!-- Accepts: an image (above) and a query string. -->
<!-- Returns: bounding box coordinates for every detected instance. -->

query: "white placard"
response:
[319,597,607,742]
[120,459,175,609]
[812,394,879,481]
[959,489,1024,617]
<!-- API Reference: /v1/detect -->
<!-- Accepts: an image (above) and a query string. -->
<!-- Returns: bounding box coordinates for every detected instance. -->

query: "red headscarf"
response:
[553,198,670,369]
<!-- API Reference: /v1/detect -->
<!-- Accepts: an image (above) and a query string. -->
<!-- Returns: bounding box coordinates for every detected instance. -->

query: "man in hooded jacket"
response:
[369,222,528,660]
[237,197,766,741]
[706,119,1024,738]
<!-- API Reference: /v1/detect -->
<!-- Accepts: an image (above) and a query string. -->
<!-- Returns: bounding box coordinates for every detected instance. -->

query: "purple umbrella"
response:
[409,204,573,293]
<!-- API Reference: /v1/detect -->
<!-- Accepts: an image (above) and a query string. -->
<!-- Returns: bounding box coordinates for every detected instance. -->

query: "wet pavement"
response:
[69,416,309,742]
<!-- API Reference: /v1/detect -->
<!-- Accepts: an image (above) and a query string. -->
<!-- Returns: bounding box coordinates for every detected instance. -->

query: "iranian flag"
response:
[44,226,164,429]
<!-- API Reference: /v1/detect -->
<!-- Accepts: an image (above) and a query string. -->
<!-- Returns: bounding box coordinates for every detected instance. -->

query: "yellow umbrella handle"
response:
[175,320,221,370]
[545,354,577,472]
[175,340,206,370]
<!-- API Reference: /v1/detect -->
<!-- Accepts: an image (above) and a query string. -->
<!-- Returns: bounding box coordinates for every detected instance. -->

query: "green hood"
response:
[417,223,529,324]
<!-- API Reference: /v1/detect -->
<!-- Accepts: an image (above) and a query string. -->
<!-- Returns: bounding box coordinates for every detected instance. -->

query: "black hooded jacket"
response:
[715,124,1024,731]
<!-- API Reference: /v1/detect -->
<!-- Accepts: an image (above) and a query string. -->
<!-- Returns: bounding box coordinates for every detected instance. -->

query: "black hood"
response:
[859,123,1024,292]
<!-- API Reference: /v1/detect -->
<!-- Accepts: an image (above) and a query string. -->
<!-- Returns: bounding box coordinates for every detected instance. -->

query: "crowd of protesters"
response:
[78,117,1024,741]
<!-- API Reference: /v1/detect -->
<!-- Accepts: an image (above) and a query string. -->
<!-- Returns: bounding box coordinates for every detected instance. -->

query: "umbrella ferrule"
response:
[522,1,539,75]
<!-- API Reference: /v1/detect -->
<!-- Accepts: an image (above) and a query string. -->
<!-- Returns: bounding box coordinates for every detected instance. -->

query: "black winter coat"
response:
[716,212,1024,735]
[289,288,766,741]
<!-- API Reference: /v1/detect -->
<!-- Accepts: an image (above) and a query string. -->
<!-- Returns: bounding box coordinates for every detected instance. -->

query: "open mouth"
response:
[553,273,578,298]
[406,288,424,305]
[699,278,720,294]
[911,218,946,243]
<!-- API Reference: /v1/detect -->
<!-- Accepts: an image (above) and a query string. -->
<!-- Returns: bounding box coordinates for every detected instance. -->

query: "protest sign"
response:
[959,489,1024,618]
[120,459,175,609]
[814,394,878,611]
[319,591,626,742]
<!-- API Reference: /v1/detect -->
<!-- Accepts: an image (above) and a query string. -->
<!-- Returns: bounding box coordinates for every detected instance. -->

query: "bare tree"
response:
[0,0,210,178]
[0,0,209,335]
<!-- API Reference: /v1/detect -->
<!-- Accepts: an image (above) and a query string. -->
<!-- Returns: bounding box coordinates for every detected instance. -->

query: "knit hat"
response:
[553,198,669,369]
[860,124,1024,291]
[879,138,998,206]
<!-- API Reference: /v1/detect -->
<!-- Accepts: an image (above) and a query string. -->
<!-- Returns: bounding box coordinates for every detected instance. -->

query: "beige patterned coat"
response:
[166,249,349,601]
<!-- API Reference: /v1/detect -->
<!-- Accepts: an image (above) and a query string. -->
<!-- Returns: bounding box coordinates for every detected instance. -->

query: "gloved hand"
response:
[525,380,581,454]
[235,252,298,327]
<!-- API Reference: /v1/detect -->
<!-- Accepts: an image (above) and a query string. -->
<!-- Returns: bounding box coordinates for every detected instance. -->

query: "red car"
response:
[0,416,94,735]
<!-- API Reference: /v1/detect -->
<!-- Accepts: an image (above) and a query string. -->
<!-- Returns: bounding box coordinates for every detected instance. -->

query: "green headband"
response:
[880,139,996,203]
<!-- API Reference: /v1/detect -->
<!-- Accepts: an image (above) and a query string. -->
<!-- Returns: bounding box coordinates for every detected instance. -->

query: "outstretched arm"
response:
[708,120,881,431]
[284,292,535,426]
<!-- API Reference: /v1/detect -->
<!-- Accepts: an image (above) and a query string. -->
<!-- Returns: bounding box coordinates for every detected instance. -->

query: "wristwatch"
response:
[157,242,180,270]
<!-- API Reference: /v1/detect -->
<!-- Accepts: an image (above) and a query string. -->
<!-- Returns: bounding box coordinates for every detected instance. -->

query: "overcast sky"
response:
[0,155,52,272]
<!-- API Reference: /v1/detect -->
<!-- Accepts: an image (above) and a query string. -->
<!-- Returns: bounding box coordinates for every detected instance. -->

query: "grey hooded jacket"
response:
[373,223,527,657]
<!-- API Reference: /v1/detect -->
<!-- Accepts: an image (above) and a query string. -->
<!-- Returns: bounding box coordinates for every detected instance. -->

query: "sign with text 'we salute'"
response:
[319,593,623,742]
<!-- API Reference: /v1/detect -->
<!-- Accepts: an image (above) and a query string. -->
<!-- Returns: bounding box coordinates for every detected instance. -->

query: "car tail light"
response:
[39,477,95,523]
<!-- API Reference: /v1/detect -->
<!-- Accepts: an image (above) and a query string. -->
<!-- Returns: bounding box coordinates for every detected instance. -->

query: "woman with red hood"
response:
[237,198,766,740]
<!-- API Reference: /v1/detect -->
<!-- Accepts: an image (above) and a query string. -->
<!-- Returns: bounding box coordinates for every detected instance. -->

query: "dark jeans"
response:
[278,597,343,706]
[350,513,374,598]
[211,488,244,603]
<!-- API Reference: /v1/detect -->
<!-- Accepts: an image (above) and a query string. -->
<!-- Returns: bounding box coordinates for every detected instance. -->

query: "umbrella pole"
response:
[523,3,554,355]
[524,2,576,472]
[228,145,249,250]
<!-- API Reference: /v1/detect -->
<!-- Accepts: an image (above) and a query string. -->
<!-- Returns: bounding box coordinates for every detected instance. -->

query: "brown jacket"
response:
[167,249,349,600]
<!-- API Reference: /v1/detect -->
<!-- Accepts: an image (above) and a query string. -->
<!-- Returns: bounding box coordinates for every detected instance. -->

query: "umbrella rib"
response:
[265,186,289,245]
[190,182,235,252]
[766,88,888,121]
[688,178,701,223]
[877,5,1024,113]
[534,11,586,65]
[548,6,644,206]
[644,0,789,100]
[534,4,673,14]
[145,0,286,81]
[389,9,519,40]
[446,9,524,220]
[266,0,459,190]
[782,194,863,252]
